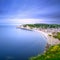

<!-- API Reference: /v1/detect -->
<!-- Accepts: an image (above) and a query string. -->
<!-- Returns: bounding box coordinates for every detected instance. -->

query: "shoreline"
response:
[17,26,60,45]
[34,30,60,45]
[17,26,60,49]
[17,26,60,57]
[34,30,60,53]
[34,30,52,45]
[34,30,51,50]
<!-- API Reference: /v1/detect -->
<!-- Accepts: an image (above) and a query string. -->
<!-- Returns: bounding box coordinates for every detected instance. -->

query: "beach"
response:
[34,29,60,46]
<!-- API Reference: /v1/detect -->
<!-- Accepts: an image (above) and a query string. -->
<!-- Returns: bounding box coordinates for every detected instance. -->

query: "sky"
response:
[0,0,60,24]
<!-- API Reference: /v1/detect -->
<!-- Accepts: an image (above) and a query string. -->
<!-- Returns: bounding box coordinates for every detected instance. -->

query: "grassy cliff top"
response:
[30,44,60,60]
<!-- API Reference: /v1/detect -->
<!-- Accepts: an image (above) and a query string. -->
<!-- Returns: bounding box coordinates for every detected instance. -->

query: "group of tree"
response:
[23,24,60,28]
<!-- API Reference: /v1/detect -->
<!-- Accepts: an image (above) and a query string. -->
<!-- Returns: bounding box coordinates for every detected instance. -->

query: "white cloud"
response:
[0,18,44,25]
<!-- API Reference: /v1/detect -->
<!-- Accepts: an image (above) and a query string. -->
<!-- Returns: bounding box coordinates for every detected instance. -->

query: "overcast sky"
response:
[0,0,60,24]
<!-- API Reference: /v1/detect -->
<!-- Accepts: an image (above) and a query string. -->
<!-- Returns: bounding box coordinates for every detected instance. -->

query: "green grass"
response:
[53,32,60,40]
[29,44,60,60]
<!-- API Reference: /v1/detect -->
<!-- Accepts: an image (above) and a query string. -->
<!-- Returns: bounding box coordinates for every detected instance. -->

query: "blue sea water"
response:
[0,25,47,60]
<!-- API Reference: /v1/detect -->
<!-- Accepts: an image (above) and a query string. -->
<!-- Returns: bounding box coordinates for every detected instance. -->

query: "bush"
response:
[53,32,60,40]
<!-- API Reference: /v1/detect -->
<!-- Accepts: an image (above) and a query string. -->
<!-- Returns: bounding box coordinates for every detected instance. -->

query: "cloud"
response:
[0,0,60,24]
[0,18,44,24]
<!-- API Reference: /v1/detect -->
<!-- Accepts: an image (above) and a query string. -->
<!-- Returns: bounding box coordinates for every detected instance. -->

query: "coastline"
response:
[33,30,60,53]
[34,30,51,50]
[34,30,48,40]
[17,25,60,51]
[34,30,60,45]
[17,26,60,46]
[17,24,60,60]
[34,30,51,45]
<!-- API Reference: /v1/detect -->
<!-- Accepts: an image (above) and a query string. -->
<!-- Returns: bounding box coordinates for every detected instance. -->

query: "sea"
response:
[0,25,47,60]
